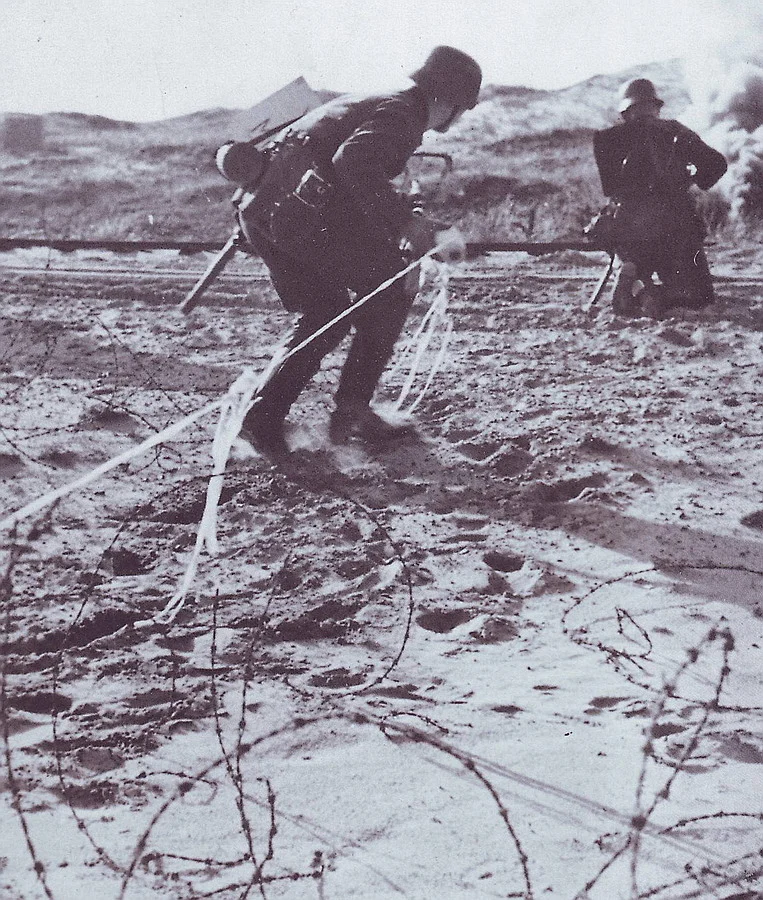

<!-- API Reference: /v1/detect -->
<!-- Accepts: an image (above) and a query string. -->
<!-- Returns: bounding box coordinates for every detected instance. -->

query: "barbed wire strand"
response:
[47,519,136,875]
[373,710,535,900]
[116,718,322,900]
[209,589,262,891]
[563,563,763,712]
[629,626,736,898]
[1,516,59,900]
[571,625,739,899]
[115,707,535,900]
[275,470,416,698]
[634,850,763,900]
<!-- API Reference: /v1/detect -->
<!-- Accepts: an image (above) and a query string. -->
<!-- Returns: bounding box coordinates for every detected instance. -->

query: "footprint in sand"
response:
[492,703,523,716]
[716,732,763,764]
[57,779,122,809]
[491,447,533,476]
[74,746,125,772]
[80,407,142,433]
[584,696,650,718]
[448,435,534,475]
[483,551,524,572]
[39,448,81,468]
[741,509,763,530]
[0,452,25,477]
[27,608,141,652]
[8,690,72,715]
[269,599,364,642]
[416,608,474,633]
[530,473,609,503]
[107,547,155,576]
[125,688,180,709]
[469,615,519,643]
[454,438,504,461]
[309,667,369,688]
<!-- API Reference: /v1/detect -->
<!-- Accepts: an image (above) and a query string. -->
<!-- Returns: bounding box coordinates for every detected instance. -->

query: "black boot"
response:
[329,401,416,445]
[240,399,289,460]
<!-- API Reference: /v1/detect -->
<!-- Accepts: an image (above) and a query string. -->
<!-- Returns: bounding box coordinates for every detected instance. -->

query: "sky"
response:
[0,0,747,122]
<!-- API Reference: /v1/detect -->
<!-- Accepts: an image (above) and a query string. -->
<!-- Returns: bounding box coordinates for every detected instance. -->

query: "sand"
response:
[1,244,761,899]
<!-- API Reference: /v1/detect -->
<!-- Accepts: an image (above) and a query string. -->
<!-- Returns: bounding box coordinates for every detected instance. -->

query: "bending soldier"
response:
[593,78,727,316]
[235,46,481,457]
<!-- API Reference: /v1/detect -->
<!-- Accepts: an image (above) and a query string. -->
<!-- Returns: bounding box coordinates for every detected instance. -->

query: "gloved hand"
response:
[402,217,467,264]
[433,226,467,263]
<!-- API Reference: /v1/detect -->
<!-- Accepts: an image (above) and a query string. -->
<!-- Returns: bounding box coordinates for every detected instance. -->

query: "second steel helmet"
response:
[410,46,482,110]
[618,78,664,113]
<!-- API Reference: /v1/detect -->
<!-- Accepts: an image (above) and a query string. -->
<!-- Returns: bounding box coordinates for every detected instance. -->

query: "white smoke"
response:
[683,3,763,218]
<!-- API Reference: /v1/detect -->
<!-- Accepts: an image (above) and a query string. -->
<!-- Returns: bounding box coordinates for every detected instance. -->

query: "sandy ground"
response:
[0,243,761,900]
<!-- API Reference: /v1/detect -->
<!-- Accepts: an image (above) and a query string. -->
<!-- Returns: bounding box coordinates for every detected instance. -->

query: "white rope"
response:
[402,317,453,414]
[152,367,264,624]
[393,297,444,408]
[0,399,225,534]
[390,262,454,413]
[1,244,450,628]
[388,279,442,384]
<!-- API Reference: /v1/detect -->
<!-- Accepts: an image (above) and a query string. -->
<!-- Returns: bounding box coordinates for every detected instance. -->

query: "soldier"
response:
[236,46,481,457]
[593,77,727,316]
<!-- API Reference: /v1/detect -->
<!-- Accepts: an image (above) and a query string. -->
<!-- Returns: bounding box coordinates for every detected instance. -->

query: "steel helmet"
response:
[618,78,664,113]
[410,46,482,110]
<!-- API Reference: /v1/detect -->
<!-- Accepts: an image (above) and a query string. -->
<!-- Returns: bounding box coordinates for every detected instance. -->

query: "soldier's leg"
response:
[656,234,715,310]
[247,300,351,412]
[612,248,656,315]
[612,258,638,314]
[335,277,414,407]
[241,266,352,456]
[330,275,417,441]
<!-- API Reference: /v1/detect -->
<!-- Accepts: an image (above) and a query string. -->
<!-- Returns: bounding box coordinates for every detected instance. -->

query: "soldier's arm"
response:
[689,137,728,190]
[674,122,728,190]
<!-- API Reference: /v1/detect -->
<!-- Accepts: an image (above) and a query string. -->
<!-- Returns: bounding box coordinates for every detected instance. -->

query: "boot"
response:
[329,401,416,445]
[638,284,667,318]
[612,261,638,315]
[240,399,289,460]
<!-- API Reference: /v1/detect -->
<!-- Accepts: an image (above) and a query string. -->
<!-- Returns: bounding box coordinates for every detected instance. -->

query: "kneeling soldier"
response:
[593,78,727,317]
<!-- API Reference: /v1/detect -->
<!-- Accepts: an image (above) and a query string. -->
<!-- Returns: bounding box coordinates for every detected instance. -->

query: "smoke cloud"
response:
[683,3,763,218]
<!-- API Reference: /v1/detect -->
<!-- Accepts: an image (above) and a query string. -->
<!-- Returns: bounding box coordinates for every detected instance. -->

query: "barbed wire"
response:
[1,513,60,900]
[5,501,755,899]
[0,261,760,899]
[562,564,763,713]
